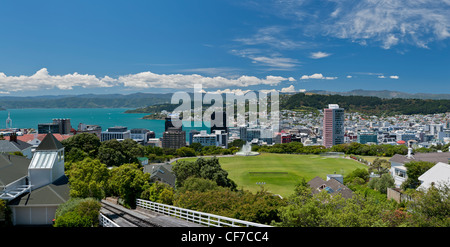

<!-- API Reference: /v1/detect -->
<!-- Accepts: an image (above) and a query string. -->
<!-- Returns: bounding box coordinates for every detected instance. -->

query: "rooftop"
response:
[390,152,450,164]
[35,133,64,151]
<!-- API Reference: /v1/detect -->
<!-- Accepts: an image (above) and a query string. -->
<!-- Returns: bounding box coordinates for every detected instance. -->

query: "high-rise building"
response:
[162,117,185,149]
[52,118,72,135]
[162,130,186,149]
[38,118,72,134]
[323,104,345,148]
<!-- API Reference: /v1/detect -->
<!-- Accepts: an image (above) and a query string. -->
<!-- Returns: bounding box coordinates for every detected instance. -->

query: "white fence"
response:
[99,213,120,227]
[136,199,271,227]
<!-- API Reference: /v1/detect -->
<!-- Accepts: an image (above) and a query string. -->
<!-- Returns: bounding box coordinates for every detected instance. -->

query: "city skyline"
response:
[0,0,450,96]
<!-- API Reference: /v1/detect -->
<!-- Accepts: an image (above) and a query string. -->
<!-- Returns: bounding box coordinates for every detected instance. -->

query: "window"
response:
[395,169,406,178]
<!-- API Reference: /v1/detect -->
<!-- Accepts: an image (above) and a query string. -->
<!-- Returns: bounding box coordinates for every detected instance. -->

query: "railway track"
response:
[101,202,161,227]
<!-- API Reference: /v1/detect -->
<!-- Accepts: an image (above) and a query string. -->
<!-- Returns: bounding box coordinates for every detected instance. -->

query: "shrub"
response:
[54,198,101,227]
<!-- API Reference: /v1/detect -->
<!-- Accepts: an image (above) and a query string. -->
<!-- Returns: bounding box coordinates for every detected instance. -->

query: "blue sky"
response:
[1,0,450,96]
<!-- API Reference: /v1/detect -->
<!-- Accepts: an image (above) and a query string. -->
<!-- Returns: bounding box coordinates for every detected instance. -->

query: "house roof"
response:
[0,140,32,153]
[0,154,30,187]
[417,162,450,191]
[35,133,64,151]
[9,176,70,206]
[143,163,175,187]
[5,134,72,143]
[390,152,450,165]
[307,176,353,199]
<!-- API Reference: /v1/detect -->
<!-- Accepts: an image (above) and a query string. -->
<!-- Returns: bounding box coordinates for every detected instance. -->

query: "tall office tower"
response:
[162,130,186,149]
[162,116,185,149]
[323,104,345,148]
[52,118,72,134]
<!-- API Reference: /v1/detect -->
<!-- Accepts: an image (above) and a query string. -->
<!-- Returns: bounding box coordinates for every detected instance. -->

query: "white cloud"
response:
[310,51,332,59]
[346,75,352,78]
[234,26,305,50]
[119,72,290,89]
[390,75,399,79]
[300,73,337,80]
[0,68,294,93]
[0,68,116,92]
[231,49,300,70]
[378,75,386,79]
[281,85,296,92]
[262,0,450,49]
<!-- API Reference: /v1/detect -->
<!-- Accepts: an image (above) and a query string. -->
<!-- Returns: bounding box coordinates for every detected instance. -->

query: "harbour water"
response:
[0,108,210,138]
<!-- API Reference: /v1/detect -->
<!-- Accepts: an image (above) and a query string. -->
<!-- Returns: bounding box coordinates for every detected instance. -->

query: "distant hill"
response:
[282,93,450,115]
[309,89,450,100]
[0,93,172,109]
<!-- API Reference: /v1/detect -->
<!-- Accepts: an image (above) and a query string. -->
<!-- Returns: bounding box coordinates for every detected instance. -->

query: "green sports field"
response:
[179,153,368,197]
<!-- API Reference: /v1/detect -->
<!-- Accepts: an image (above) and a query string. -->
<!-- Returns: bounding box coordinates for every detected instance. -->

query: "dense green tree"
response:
[188,142,203,153]
[66,147,88,163]
[367,173,395,194]
[172,157,236,190]
[228,139,246,149]
[176,177,221,193]
[406,183,450,227]
[54,198,101,227]
[66,158,109,200]
[108,163,151,208]
[344,168,370,185]
[140,181,174,205]
[61,133,101,159]
[173,188,285,225]
[277,182,397,227]
[97,139,127,167]
[176,147,196,157]
[121,138,145,162]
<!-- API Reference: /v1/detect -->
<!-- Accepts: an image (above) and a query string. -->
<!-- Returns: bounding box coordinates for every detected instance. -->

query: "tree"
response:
[173,188,285,224]
[188,142,203,153]
[66,147,88,163]
[121,138,145,163]
[172,157,236,190]
[344,168,370,185]
[176,177,220,193]
[176,147,196,157]
[369,158,391,176]
[401,161,435,190]
[97,139,127,167]
[406,182,450,227]
[140,181,174,205]
[368,173,395,194]
[108,163,151,208]
[61,133,101,159]
[54,198,101,227]
[66,158,109,200]
[228,139,246,149]
[277,182,398,227]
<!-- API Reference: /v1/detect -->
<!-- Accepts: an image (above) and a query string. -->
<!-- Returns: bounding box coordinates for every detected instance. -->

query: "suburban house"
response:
[0,133,70,226]
[0,137,33,159]
[307,175,353,199]
[417,162,450,191]
[143,163,176,187]
[389,148,450,188]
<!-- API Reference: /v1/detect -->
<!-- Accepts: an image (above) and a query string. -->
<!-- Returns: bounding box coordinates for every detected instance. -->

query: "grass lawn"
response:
[358,156,390,163]
[177,153,367,198]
